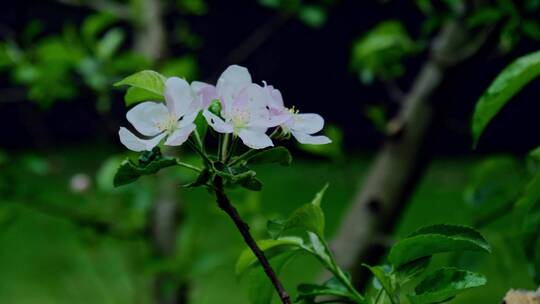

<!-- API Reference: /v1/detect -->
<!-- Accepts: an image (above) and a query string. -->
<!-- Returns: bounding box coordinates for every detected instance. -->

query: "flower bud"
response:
[209,99,222,116]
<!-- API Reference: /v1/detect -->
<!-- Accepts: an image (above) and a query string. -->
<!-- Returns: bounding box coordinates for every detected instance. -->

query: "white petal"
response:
[248,108,285,128]
[239,84,267,109]
[265,84,284,109]
[217,65,252,98]
[238,128,273,149]
[119,127,166,152]
[292,131,331,145]
[165,77,193,118]
[291,113,324,134]
[203,110,233,133]
[165,124,196,146]
[126,102,168,136]
[191,81,217,108]
[179,111,198,128]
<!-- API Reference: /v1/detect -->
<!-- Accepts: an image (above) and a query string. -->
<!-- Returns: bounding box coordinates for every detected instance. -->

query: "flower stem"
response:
[220,133,230,161]
[213,176,291,304]
[176,161,202,172]
[228,149,258,166]
[322,240,365,303]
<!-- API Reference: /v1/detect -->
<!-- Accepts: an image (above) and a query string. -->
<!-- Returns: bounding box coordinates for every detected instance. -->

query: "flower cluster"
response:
[119,65,331,152]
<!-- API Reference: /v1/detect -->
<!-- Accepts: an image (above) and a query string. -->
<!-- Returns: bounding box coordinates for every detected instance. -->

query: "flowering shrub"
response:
[113,65,490,304]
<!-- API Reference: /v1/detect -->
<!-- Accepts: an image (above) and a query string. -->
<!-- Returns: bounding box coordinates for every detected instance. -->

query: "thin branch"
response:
[213,177,291,304]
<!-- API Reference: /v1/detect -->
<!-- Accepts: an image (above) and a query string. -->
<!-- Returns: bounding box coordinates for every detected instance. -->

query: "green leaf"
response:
[245,251,298,304]
[464,156,524,209]
[194,111,208,141]
[351,20,417,82]
[124,86,164,106]
[279,203,325,238]
[267,185,328,240]
[310,183,329,207]
[82,13,116,45]
[113,148,178,187]
[533,236,540,284]
[235,237,304,276]
[388,224,490,268]
[296,282,354,303]
[114,70,166,105]
[516,169,540,210]
[467,7,504,28]
[267,218,287,239]
[245,146,292,166]
[298,5,327,28]
[407,268,487,304]
[471,50,540,146]
[96,28,125,60]
[363,264,398,304]
[396,256,432,284]
[240,177,263,191]
[183,168,211,188]
[522,20,540,41]
[528,145,540,164]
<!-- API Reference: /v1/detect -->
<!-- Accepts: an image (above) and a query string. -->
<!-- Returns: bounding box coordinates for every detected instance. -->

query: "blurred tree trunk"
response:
[133,0,166,61]
[132,0,186,302]
[150,175,188,304]
[327,2,491,290]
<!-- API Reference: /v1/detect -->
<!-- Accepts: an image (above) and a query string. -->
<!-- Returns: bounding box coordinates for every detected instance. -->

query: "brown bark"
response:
[213,176,291,304]
[327,5,491,289]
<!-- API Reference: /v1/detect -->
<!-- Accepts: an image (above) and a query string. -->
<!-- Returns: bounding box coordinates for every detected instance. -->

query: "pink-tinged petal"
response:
[164,124,196,146]
[264,84,284,110]
[179,111,198,128]
[248,108,288,128]
[291,113,324,134]
[238,84,267,109]
[291,131,331,145]
[191,81,217,108]
[165,77,193,118]
[126,102,168,136]
[217,65,252,98]
[203,110,233,133]
[119,127,166,152]
[238,128,273,149]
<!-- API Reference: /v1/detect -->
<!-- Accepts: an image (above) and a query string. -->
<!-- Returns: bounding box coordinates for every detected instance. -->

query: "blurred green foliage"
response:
[0,148,535,303]
[258,0,336,29]
[0,14,150,109]
[350,20,418,85]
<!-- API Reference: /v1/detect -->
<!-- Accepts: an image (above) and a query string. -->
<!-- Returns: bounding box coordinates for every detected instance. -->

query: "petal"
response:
[238,84,267,109]
[119,127,166,152]
[126,102,168,136]
[165,124,196,146]
[179,111,198,128]
[291,113,325,134]
[291,131,331,145]
[217,65,252,98]
[265,84,284,110]
[191,81,217,108]
[165,77,193,118]
[203,110,233,133]
[248,108,288,128]
[238,128,273,149]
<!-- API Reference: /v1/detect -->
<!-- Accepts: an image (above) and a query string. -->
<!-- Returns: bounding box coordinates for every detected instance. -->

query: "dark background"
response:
[2,0,539,154]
